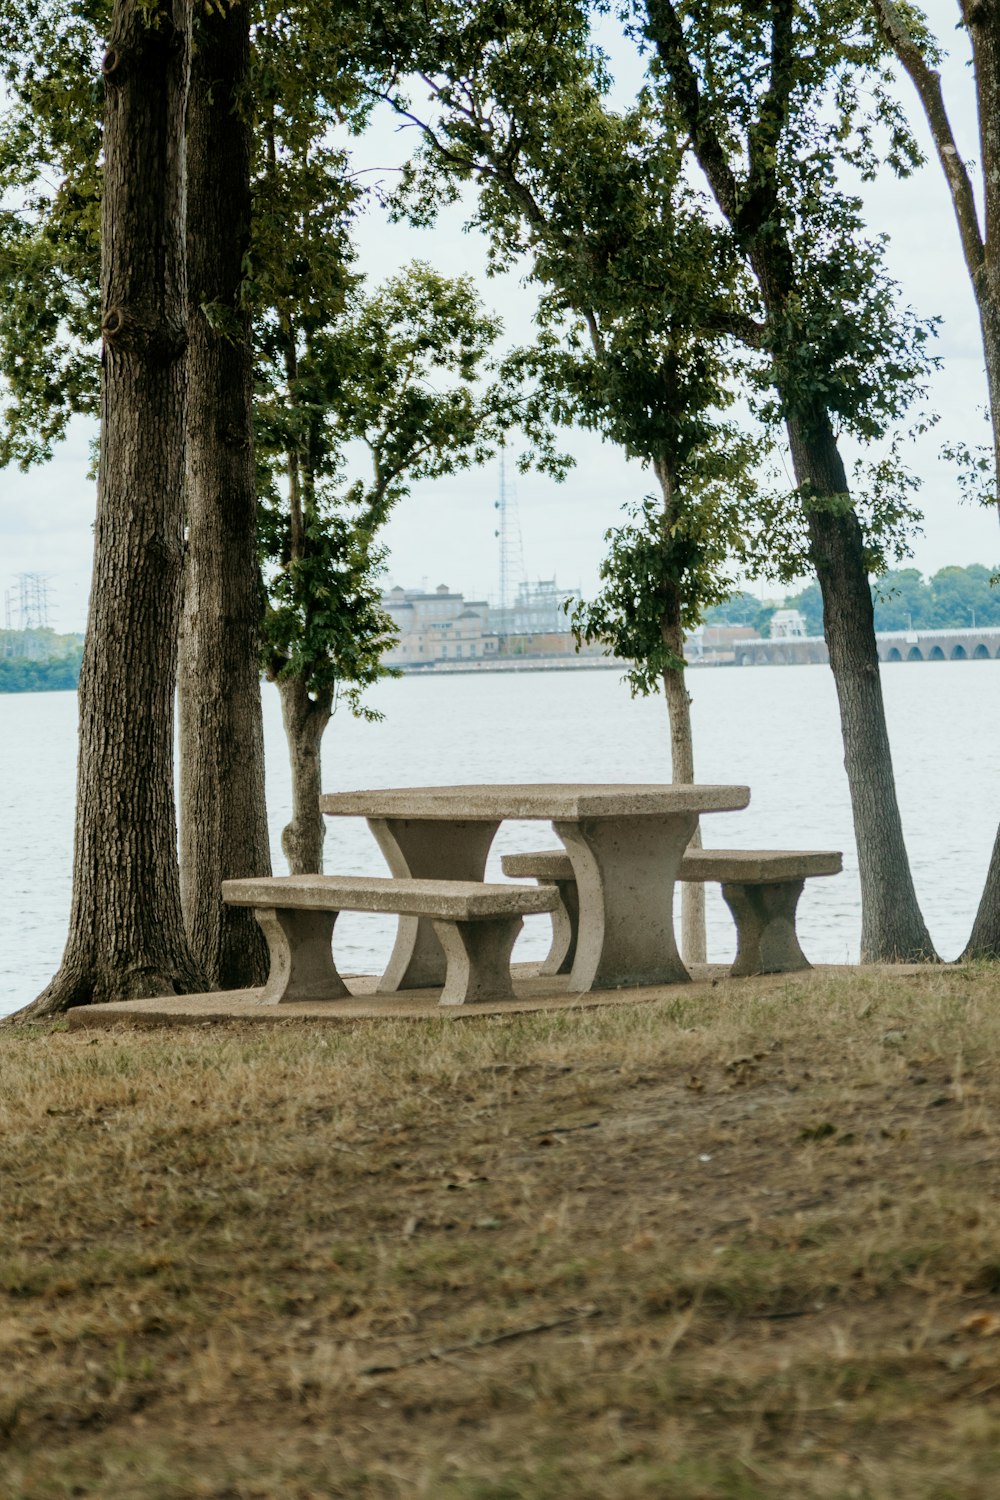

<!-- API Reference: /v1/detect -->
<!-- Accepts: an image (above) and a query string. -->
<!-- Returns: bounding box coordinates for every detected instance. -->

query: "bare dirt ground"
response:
[2,965,1000,1498]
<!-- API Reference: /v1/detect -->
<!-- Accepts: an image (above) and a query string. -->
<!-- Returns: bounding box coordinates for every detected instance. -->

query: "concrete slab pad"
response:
[62,964,923,1031]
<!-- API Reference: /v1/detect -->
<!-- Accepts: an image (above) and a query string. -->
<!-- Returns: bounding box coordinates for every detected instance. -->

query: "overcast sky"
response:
[2,1,998,634]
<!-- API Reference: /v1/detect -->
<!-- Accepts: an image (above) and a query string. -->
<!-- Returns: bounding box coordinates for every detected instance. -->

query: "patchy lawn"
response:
[2,965,1000,1498]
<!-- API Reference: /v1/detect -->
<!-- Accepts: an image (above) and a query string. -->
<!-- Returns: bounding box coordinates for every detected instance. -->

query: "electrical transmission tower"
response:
[15,572,52,630]
[493,449,525,633]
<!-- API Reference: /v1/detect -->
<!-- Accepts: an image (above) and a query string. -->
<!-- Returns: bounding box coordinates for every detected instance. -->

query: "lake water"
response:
[2,660,998,1016]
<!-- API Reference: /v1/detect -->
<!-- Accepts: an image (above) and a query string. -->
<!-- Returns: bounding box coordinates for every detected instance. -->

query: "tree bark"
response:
[965,823,1000,959]
[277,675,333,875]
[786,409,936,962]
[178,0,271,989]
[11,0,205,1021]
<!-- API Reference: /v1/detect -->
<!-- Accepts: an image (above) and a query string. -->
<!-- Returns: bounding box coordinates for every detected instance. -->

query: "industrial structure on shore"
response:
[380,579,611,670]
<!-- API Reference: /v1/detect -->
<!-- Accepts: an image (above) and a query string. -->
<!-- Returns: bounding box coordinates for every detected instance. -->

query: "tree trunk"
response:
[660,610,706,966]
[653,460,706,964]
[277,675,333,875]
[786,409,937,962]
[11,0,205,1021]
[964,823,1000,959]
[178,0,271,989]
[642,0,934,964]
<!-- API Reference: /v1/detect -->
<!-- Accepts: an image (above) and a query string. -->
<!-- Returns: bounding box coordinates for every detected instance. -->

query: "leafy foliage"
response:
[0,0,105,466]
[256,261,510,708]
[0,1,506,719]
[371,0,775,697]
[639,0,937,560]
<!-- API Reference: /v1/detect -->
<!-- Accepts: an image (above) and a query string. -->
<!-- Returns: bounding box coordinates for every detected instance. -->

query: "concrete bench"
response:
[500,848,842,978]
[222,874,558,1006]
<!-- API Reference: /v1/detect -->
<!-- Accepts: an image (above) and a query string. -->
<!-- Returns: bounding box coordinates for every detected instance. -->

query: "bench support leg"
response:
[254,907,350,1002]
[432,916,523,1005]
[539,877,580,976]
[369,817,500,991]
[721,880,811,977]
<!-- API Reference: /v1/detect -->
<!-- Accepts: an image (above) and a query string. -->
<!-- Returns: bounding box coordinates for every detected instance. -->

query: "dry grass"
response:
[2,966,1000,1497]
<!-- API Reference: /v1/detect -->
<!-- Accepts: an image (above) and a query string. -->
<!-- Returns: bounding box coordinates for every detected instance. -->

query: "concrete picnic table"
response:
[318,783,750,993]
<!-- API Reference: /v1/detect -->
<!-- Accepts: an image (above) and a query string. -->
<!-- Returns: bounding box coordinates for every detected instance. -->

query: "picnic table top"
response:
[319,782,750,821]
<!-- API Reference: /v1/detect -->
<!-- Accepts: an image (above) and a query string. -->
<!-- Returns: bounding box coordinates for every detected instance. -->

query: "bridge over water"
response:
[730,626,1000,667]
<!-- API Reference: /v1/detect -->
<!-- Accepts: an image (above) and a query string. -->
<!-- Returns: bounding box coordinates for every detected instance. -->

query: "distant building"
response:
[381,584,496,667]
[381,579,581,668]
[769,609,808,640]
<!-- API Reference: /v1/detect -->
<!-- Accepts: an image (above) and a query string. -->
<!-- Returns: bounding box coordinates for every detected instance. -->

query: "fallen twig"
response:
[360,1307,603,1375]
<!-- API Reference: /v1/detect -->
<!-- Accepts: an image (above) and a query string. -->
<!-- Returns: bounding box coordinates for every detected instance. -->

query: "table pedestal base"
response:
[555,813,696,990]
[369,817,500,990]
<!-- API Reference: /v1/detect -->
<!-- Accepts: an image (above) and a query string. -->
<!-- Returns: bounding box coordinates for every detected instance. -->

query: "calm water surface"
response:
[2,661,998,1015]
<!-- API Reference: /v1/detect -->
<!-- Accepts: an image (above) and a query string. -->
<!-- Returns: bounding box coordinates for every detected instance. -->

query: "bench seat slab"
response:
[680,850,842,884]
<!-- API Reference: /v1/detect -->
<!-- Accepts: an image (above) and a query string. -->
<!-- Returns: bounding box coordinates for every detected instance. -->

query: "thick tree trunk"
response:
[786,409,937,962]
[11,0,205,1021]
[178,0,271,989]
[965,823,1000,959]
[277,676,333,875]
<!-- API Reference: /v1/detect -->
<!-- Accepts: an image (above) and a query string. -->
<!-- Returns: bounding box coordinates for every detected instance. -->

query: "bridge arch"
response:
[974,644,990,659]
[907,646,923,661]
[952,644,968,660]
[928,645,946,661]
[885,646,903,662]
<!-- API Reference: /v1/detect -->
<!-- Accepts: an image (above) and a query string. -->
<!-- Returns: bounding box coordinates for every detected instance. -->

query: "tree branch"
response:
[872,0,985,291]
[742,0,796,241]
[643,0,743,223]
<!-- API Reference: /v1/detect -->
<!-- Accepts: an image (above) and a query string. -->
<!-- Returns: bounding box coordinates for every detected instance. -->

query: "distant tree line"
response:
[0,645,83,692]
[706,565,1000,639]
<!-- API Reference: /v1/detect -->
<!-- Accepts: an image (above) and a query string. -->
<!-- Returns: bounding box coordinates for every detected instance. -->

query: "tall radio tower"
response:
[493,449,525,628]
